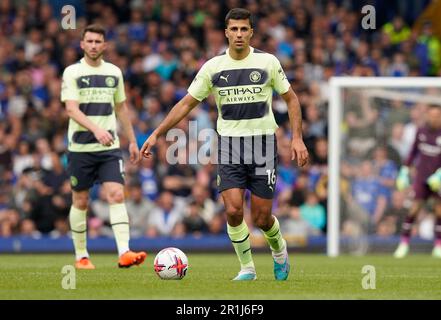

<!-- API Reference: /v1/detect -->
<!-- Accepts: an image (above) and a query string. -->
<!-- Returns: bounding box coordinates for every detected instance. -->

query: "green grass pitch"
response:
[1,253,440,299]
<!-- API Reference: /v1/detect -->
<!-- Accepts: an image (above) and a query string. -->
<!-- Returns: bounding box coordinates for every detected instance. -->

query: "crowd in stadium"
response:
[0,0,437,240]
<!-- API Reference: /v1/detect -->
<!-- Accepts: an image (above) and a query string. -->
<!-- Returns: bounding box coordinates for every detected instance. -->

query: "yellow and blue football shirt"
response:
[61,58,126,152]
[187,47,290,137]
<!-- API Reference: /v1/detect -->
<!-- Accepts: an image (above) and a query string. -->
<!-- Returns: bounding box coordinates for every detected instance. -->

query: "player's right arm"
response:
[141,61,212,158]
[61,66,114,146]
[65,101,115,146]
[140,94,200,158]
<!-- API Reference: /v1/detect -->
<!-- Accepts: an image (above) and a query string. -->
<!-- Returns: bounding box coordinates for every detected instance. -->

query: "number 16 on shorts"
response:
[266,169,276,192]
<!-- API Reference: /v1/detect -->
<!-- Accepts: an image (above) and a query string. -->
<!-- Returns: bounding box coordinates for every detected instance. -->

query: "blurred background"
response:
[1,0,440,254]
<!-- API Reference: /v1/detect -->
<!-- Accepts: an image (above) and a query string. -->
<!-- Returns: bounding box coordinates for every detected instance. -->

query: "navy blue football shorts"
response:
[67,149,125,191]
[217,134,278,199]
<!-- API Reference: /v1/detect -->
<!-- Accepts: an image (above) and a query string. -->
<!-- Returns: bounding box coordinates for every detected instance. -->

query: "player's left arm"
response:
[281,88,309,167]
[114,70,140,164]
[115,100,140,165]
[272,56,308,167]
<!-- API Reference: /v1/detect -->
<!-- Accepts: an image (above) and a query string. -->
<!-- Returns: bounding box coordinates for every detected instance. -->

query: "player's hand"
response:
[93,127,114,146]
[396,166,410,191]
[128,141,140,165]
[291,138,309,167]
[427,168,441,192]
[140,133,157,159]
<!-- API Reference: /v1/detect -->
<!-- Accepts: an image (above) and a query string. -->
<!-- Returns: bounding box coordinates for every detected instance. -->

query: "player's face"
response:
[225,19,253,52]
[80,32,106,61]
[427,107,441,129]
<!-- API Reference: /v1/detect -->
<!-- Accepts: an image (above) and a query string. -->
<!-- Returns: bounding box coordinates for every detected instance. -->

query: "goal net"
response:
[328,77,441,256]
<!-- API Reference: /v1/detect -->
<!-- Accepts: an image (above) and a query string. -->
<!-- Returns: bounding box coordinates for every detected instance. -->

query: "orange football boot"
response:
[118,250,147,268]
[75,257,96,270]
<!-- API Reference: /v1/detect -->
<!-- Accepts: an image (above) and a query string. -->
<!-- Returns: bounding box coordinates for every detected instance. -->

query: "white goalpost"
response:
[327,77,441,257]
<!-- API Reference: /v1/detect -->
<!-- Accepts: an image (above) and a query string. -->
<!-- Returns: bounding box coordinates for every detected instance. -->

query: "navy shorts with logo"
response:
[67,149,125,191]
[217,134,278,199]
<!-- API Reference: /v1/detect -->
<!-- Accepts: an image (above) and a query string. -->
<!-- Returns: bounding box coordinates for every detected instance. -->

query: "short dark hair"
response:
[225,8,253,28]
[82,24,106,40]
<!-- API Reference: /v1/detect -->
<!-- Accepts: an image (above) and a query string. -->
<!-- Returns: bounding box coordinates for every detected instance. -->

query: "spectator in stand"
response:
[0,209,21,237]
[309,137,328,193]
[345,90,379,157]
[20,218,42,238]
[417,21,441,76]
[182,201,209,236]
[300,192,326,234]
[275,190,309,238]
[125,180,155,237]
[377,190,408,237]
[187,183,217,225]
[138,154,159,201]
[351,161,387,229]
[389,102,428,161]
[385,99,410,135]
[12,140,34,176]
[371,146,398,205]
[304,102,327,139]
[155,48,179,81]
[48,216,69,239]
[162,150,196,198]
[382,16,411,46]
[400,33,429,76]
[147,190,185,237]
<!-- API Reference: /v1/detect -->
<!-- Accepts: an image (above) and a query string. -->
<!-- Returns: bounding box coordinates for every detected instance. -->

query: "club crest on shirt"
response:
[249,71,261,83]
[105,76,116,87]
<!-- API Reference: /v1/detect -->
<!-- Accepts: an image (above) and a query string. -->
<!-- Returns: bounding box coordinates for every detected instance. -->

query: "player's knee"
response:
[252,214,272,230]
[225,205,243,220]
[73,193,89,210]
[107,189,125,204]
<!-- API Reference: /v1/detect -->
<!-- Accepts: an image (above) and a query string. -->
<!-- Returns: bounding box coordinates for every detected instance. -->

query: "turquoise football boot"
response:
[274,257,290,281]
[232,269,257,281]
